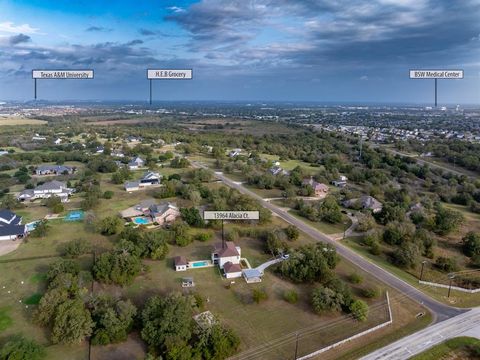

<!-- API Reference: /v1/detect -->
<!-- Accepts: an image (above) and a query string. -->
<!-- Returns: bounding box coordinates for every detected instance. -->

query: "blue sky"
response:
[0,0,479,104]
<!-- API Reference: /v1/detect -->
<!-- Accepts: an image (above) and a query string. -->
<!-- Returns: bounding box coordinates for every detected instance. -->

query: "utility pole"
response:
[294,332,299,360]
[447,273,455,298]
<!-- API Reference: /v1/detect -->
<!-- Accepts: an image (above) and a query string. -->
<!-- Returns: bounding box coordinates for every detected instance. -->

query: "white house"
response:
[54,138,62,145]
[228,149,242,158]
[124,171,162,192]
[0,209,26,241]
[212,241,242,278]
[17,180,74,202]
[128,156,145,170]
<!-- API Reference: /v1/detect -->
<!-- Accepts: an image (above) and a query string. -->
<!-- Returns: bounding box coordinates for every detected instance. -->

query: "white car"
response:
[281,254,290,260]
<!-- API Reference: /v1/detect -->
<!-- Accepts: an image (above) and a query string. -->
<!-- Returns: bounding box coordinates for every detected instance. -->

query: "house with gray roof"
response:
[17,180,74,203]
[35,165,74,176]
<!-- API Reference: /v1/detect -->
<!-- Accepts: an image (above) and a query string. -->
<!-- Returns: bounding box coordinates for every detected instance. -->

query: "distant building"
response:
[343,195,383,213]
[54,138,62,145]
[35,165,74,176]
[124,171,162,192]
[228,149,242,158]
[17,180,74,203]
[269,166,289,176]
[302,177,329,197]
[120,200,180,225]
[128,156,145,170]
[331,176,348,188]
[32,136,47,141]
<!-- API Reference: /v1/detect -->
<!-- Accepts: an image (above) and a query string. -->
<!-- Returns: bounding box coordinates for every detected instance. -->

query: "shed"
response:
[182,277,195,287]
[174,256,188,271]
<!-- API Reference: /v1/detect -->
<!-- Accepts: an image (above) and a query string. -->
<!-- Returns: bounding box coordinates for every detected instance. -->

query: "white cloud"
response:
[0,21,40,34]
[167,6,185,13]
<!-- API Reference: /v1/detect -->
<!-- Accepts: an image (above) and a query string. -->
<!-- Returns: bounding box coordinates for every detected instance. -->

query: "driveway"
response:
[0,240,22,257]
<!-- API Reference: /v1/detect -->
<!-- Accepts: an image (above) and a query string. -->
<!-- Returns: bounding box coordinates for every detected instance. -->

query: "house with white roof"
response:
[0,209,26,241]
[17,180,74,203]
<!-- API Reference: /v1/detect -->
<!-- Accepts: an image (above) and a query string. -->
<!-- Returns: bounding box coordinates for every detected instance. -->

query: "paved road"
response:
[194,164,465,323]
[360,308,480,359]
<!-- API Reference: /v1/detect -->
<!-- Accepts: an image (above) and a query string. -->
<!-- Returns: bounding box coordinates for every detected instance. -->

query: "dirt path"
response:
[0,240,22,257]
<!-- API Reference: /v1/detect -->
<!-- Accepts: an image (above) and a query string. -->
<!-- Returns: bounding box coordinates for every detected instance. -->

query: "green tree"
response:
[433,205,464,235]
[51,299,94,344]
[96,216,124,235]
[311,286,344,313]
[284,225,299,241]
[349,300,369,321]
[462,232,480,257]
[0,335,45,360]
[93,251,142,286]
[31,220,49,238]
[63,239,91,258]
[141,293,193,352]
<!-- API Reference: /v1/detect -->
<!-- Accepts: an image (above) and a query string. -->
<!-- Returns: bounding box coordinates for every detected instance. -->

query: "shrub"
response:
[361,287,379,298]
[348,273,363,284]
[103,190,114,199]
[283,290,298,304]
[349,300,369,321]
[435,256,459,273]
[63,239,91,258]
[195,233,212,242]
[252,288,268,304]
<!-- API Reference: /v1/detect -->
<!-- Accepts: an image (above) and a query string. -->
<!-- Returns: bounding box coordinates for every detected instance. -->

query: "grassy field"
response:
[0,117,47,126]
[260,153,320,173]
[289,209,351,235]
[410,336,480,360]
[341,237,480,308]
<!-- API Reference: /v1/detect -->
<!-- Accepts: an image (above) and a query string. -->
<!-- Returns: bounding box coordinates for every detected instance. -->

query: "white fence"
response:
[297,291,393,360]
[419,280,480,294]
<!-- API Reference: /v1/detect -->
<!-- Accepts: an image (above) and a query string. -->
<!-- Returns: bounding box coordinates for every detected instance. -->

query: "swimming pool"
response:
[65,210,84,222]
[191,261,208,268]
[26,221,39,232]
[133,217,150,225]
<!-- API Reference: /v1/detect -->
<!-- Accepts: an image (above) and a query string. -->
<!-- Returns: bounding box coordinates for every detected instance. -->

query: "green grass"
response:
[24,293,42,305]
[0,307,13,332]
[260,154,319,173]
[410,337,480,360]
[289,209,351,235]
[341,237,480,308]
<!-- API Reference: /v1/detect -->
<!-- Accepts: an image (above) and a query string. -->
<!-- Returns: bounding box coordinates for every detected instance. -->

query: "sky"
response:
[0,0,479,104]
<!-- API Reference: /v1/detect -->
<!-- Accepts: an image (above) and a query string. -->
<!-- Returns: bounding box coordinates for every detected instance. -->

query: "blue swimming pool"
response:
[133,217,149,225]
[191,261,208,268]
[65,210,84,222]
[26,221,39,232]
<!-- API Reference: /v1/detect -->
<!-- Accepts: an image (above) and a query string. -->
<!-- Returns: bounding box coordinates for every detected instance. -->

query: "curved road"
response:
[195,164,466,322]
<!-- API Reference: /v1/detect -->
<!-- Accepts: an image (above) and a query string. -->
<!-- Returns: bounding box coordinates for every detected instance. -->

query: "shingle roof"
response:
[213,242,240,257]
[36,180,66,191]
[174,256,188,266]
[223,261,242,273]
[0,224,25,237]
[0,209,16,223]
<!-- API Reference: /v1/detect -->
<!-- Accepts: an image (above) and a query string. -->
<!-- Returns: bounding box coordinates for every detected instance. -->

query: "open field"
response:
[410,336,480,360]
[0,117,47,126]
